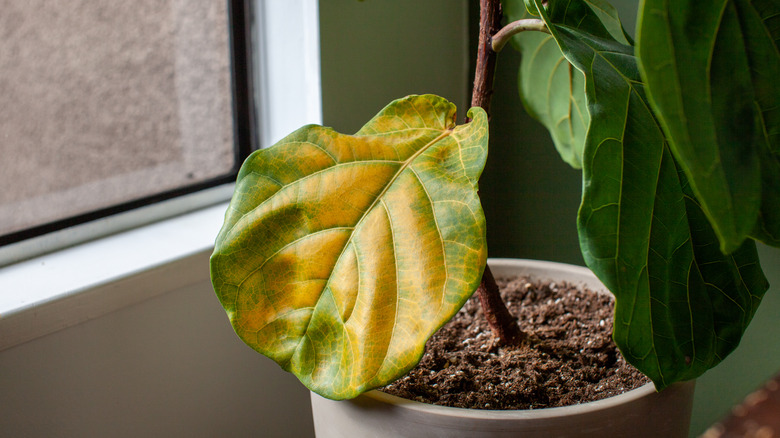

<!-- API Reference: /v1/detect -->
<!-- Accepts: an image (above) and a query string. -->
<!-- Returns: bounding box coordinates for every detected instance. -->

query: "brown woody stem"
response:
[470,0,526,346]
[477,263,525,345]
[470,0,502,118]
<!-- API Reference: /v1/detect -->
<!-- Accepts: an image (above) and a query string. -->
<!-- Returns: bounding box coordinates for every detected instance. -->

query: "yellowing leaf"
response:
[210,95,488,400]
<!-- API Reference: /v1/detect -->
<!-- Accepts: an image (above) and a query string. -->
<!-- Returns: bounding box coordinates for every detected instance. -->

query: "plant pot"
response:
[310,258,696,438]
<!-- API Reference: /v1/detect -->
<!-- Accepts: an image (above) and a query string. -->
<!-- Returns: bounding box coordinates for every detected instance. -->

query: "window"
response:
[0,0,321,350]
[0,0,255,261]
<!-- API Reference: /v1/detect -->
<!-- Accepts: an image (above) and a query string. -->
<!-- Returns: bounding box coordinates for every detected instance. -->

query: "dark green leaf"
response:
[541,0,630,43]
[533,0,769,388]
[637,0,780,252]
[503,0,630,168]
[512,30,589,168]
[738,0,780,246]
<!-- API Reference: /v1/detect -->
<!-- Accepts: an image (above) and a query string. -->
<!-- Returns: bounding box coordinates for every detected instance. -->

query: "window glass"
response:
[0,0,240,238]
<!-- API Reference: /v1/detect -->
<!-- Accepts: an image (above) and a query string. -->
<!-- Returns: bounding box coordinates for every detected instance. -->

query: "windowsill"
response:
[0,202,228,351]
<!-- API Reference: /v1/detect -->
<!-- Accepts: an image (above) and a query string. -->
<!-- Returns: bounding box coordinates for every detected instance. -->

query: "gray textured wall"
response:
[0,0,234,235]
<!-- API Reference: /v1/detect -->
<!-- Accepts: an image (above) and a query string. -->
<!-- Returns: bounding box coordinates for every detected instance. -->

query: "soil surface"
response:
[382,276,650,410]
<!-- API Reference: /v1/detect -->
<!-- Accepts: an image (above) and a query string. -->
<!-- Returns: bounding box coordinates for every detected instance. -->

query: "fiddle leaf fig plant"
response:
[211,96,489,399]
[505,0,771,388]
[211,0,779,400]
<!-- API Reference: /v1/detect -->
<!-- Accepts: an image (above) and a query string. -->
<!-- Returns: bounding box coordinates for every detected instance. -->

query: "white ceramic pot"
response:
[310,259,696,438]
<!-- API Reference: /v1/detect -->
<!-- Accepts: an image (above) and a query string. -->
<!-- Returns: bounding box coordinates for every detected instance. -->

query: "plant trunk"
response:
[476,263,525,345]
[470,0,526,346]
[471,0,501,117]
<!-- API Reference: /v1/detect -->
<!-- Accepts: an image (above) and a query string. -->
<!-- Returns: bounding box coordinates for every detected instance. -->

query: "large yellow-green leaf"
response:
[210,95,488,400]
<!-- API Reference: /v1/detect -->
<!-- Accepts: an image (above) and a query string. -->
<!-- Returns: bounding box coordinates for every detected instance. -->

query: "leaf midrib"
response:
[292,128,455,371]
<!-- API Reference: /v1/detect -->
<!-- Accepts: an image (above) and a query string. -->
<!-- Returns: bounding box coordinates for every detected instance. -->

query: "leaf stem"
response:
[491,18,549,53]
[470,0,526,346]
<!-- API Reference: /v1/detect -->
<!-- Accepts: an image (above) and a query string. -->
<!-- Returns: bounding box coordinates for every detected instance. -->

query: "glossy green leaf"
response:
[582,0,634,45]
[533,0,769,388]
[504,2,589,168]
[637,0,780,253]
[503,0,630,168]
[210,95,488,400]
[524,0,631,42]
[738,0,780,247]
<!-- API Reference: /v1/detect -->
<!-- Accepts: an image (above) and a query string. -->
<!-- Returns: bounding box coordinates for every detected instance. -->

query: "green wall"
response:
[319,0,469,133]
[689,244,780,435]
[319,1,780,436]
[481,48,584,265]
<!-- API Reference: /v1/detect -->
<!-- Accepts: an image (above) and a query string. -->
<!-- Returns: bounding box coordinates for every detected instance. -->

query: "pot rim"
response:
[361,383,665,420]
[358,257,679,420]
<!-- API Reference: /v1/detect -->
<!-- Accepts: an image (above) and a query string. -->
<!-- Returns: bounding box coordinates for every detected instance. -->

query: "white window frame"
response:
[0,0,322,351]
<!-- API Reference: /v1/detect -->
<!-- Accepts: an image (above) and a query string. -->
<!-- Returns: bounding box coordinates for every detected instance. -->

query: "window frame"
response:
[0,0,256,262]
[0,0,322,351]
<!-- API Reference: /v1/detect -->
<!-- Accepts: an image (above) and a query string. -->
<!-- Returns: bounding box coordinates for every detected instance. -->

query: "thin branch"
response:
[491,18,549,53]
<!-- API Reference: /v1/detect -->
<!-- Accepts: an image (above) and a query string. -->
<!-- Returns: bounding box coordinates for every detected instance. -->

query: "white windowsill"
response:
[0,201,228,351]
